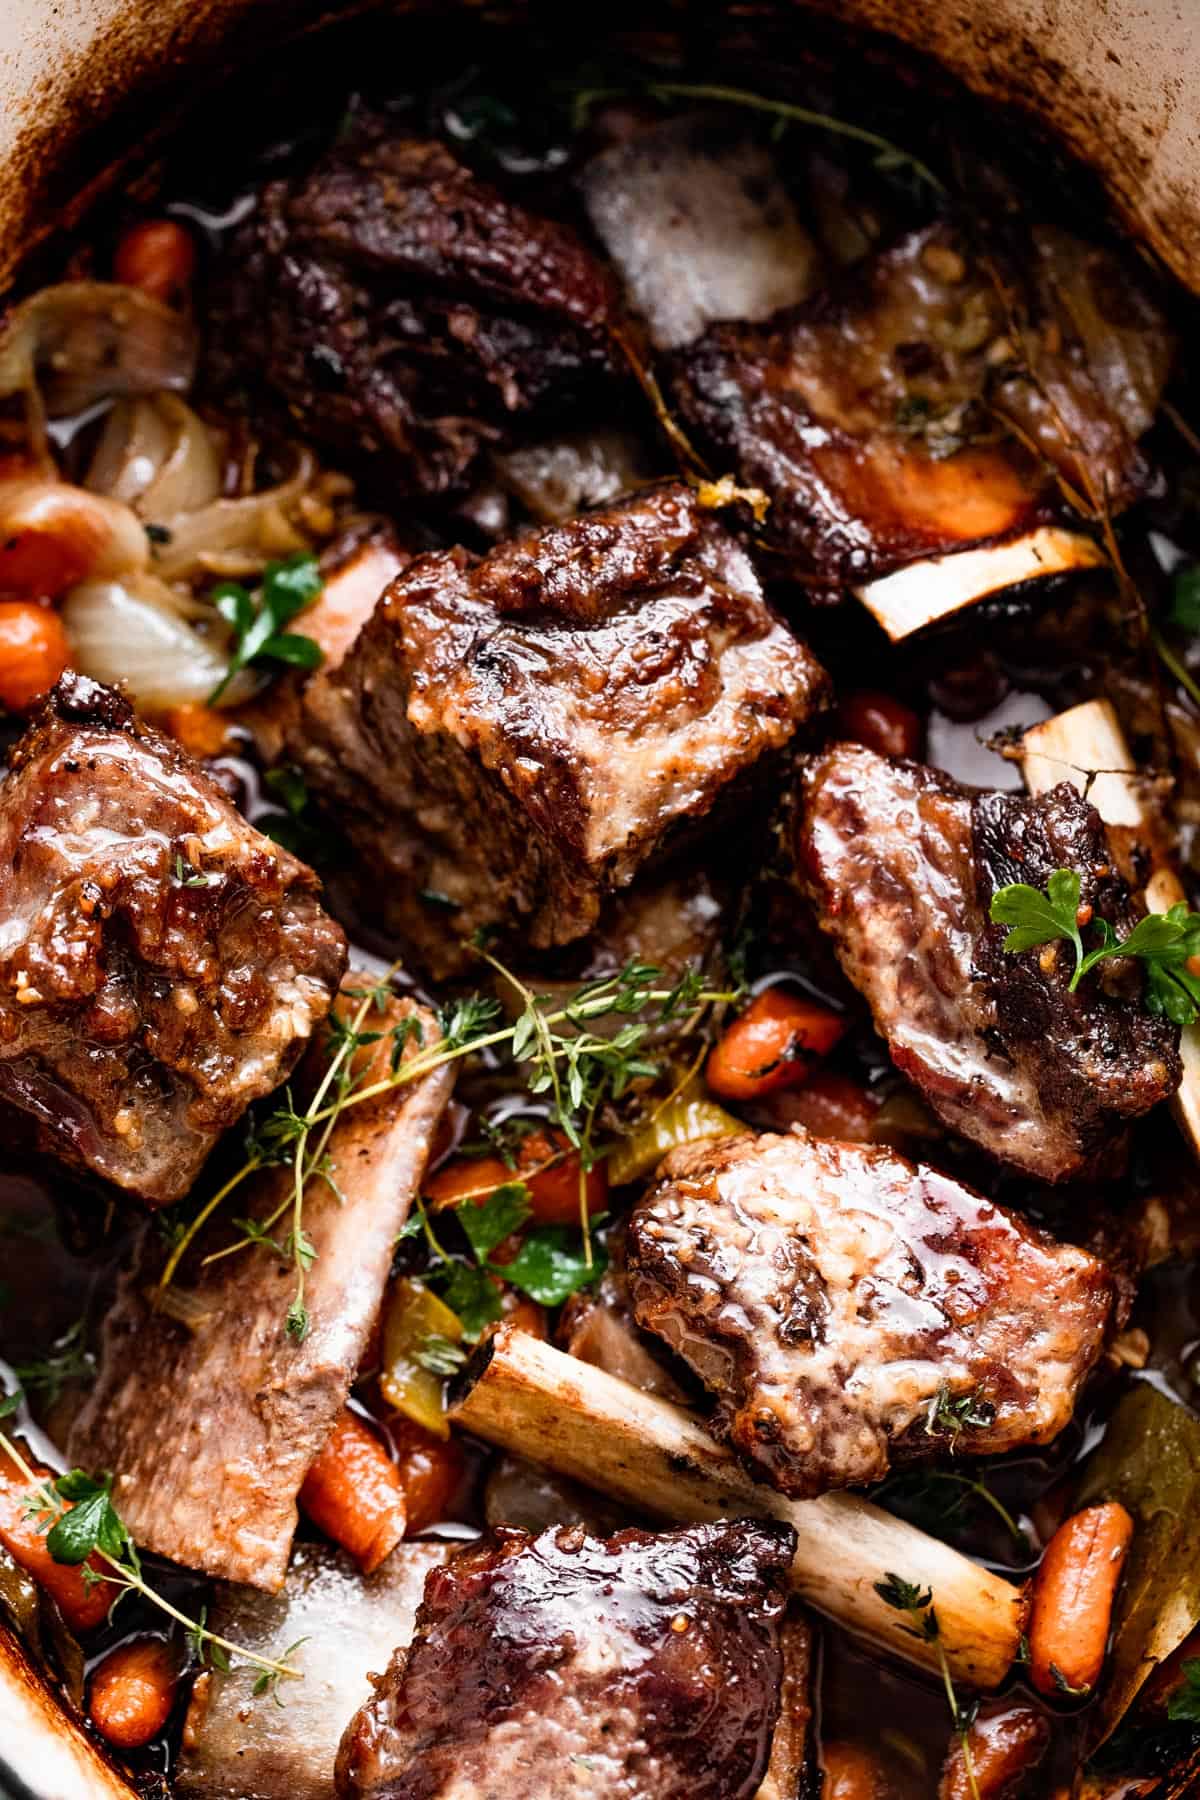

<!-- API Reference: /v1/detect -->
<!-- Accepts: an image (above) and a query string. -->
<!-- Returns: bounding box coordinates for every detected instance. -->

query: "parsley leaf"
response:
[495,1225,608,1307]
[44,1470,127,1564]
[989,869,1083,961]
[437,1261,504,1340]
[990,874,1200,1020]
[1168,1659,1200,1724]
[458,1182,531,1261]
[209,552,324,704]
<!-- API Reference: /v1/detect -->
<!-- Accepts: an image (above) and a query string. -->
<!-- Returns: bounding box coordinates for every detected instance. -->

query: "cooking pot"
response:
[0,0,1197,1793]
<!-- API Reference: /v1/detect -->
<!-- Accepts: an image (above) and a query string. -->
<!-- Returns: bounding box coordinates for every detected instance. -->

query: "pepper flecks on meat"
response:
[796,743,1181,1182]
[295,481,828,977]
[626,1129,1113,1499]
[0,673,346,1204]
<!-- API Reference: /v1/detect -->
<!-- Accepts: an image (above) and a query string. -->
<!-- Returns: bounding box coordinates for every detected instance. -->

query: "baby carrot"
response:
[1027,1501,1133,1696]
[706,987,846,1102]
[298,1408,407,1574]
[88,1636,178,1749]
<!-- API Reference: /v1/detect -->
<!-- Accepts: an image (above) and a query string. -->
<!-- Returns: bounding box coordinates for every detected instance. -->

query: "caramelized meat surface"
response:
[296,483,826,975]
[212,133,620,499]
[335,1518,794,1800]
[626,1130,1113,1498]
[673,223,1166,582]
[0,675,345,1205]
[68,982,454,1590]
[796,743,1180,1182]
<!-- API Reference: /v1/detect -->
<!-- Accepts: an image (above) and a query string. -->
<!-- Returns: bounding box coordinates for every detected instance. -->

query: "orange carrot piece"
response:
[113,220,196,307]
[0,602,70,711]
[938,1702,1049,1799]
[298,1408,407,1574]
[1028,1501,1134,1696]
[821,1741,889,1799]
[161,702,232,760]
[0,1441,110,1632]
[389,1417,467,1537]
[706,987,846,1102]
[519,1128,608,1227]
[88,1636,178,1750]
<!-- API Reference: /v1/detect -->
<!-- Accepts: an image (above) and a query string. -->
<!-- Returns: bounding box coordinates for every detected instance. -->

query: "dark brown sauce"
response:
[5,7,1200,1793]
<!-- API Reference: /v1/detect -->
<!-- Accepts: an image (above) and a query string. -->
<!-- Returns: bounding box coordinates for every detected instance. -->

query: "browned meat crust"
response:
[626,1130,1114,1499]
[335,1518,795,1800]
[66,982,455,1590]
[0,674,346,1205]
[210,133,622,500]
[672,223,1165,583]
[295,482,828,976]
[795,743,1180,1182]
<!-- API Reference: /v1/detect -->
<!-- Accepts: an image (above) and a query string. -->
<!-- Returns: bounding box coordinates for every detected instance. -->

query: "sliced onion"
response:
[62,573,232,709]
[0,283,196,416]
[86,394,223,518]
[152,449,317,582]
[0,473,148,599]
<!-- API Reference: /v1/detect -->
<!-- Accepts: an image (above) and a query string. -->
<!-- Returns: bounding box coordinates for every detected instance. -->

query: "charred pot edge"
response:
[0,1622,136,1798]
[1019,698,1200,1163]
[448,1326,1027,1689]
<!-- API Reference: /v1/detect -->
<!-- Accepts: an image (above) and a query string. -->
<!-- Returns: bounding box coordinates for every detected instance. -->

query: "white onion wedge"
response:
[87,393,223,518]
[62,575,231,710]
[1019,698,1200,1162]
[856,527,1107,642]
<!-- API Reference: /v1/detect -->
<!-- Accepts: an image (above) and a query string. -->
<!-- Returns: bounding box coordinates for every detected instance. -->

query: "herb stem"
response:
[159,1158,261,1291]
[643,81,944,192]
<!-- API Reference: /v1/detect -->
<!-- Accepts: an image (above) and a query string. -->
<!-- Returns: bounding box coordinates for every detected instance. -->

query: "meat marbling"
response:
[296,482,827,975]
[0,674,346,1205]
[67,979,455,1589]
[796,742,1180,1182]
[626,1128,1113,1498]
[335,1518,795,1800]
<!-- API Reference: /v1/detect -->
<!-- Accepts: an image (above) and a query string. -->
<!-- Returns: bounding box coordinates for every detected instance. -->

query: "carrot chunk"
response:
[389,1417,467,1536]
[113,220,196,307]
[0,1440,110,1632]
[821,1741,889,1799]
[298,1408,407,1574]
[706,987,846,1102]
[1027,1501,1134,1696]
[938,1702,1049,1799]
[88,1636,178,1750]
[0,602,70,711]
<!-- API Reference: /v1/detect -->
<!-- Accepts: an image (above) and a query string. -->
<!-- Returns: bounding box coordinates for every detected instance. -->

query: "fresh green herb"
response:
[572,79,943,193]
[436,1259,505,1340]
[990,870,1200,1021]
[13,1319,93,1406]
[1172,565,1200,635]
[0,1435,300,1691]
[208,552,324,704]
[172,954,731,1335]
[873,1466,1028,1556]
[261,765,330,863]
[876,1573,980,1800]
[1168,1660,1200,1724]
[924,1383,997,1447]
[414,1334,469,1377]
[456,1182,532,1260]
[0,1392,20,1420]
[497,1227,608,1307]
[172,852,213,889]
[254,1636,309,1704]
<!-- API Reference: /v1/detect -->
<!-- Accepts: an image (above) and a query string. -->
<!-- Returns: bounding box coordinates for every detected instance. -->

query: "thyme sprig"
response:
[571,79,943,193]
[0,1432,302,1691]
[875,1574,980,1800]
[162,954,735,1332]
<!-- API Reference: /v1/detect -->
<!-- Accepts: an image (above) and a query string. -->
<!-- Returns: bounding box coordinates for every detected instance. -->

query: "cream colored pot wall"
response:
[0,0,1198,290]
